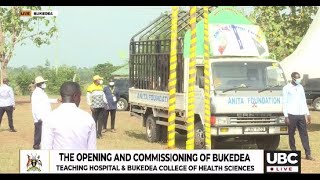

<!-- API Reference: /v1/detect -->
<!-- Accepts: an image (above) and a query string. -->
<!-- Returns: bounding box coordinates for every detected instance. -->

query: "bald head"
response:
[60,81,82,106]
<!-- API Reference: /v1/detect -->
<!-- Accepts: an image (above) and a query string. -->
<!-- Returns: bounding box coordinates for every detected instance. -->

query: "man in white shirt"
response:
[41,81,96,150]
[31,76,58,150]
[283,72,314,160]
[0,78,16,132]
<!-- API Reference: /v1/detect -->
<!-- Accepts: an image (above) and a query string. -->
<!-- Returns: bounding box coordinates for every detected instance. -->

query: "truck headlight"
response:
[278,116,285,124]
[216,117,229,125]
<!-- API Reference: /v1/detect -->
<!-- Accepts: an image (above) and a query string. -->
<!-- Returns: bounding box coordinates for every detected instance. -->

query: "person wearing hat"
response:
[0,78,17,132]
[31,76,58,149]
[86,75,106,138]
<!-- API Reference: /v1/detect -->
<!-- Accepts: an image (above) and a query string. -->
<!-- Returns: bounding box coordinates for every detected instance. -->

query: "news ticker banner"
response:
[20,150,301,174]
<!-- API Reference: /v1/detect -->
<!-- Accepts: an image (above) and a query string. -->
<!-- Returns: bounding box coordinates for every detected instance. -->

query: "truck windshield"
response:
[211,61,286,91]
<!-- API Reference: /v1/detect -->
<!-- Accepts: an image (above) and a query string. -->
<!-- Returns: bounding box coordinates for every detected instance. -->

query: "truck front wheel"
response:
[312,97,320,111]
[195,121,205,149]
[256,135,280,150]
[146,114,160,142]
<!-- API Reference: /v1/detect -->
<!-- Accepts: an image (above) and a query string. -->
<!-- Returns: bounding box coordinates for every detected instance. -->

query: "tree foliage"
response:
[7,61,124,96]
[249,6,318,61]
[7,66,34,95]
[0,6,57,79]
[93,62,122,83]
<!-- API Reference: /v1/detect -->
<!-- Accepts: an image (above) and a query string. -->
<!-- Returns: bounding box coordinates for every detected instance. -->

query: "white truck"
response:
[129,7,288,149]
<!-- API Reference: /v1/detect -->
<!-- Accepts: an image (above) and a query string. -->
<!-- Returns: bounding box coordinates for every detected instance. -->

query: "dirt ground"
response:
[0,96,319,173]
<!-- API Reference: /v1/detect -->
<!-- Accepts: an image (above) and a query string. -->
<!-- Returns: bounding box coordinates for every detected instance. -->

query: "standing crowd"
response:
[0,72,316,161]
[86,75,119,139]
[0,75,120,150]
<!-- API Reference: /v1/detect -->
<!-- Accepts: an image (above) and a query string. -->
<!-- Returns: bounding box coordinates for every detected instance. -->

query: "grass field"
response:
[0,96,319,173]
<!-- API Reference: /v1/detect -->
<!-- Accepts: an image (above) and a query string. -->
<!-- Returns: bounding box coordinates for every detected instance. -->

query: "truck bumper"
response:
[211,125,288,136]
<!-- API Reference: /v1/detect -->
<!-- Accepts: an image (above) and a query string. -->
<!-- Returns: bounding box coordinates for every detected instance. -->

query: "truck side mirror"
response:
[199,76,204,89]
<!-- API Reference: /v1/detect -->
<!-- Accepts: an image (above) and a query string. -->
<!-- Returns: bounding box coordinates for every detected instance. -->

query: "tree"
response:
[249,6,318,61]
[7,66,35,95]
[14,68,35,95]
[77,67,94,85]
[45,65,76,95]
[93,62,122,82]
[0,6,57,83]
[8,63,90,96]
[32,61,76,95]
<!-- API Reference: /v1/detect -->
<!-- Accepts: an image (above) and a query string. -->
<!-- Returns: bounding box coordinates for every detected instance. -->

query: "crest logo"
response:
[26,154,42,172]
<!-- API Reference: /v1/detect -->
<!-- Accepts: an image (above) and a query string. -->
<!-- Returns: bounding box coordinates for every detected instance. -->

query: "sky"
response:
[9,6,172,68]
[9,6,251,68]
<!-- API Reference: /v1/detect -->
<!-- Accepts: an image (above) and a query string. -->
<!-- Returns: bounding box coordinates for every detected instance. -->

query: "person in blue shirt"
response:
[103,78,120,133]
[283,72,314,161]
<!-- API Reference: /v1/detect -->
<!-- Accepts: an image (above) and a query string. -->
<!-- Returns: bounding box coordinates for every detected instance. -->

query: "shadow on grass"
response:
[124,130,260,149]
[214,142,257,149]
[124,130,147,141]
[124,131,189,149]
[168,134,259,150]
[156,133,187,149]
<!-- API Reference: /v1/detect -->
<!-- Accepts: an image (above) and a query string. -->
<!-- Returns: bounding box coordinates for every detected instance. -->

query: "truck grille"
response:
[230,117,277,124]
[229,113,281,124]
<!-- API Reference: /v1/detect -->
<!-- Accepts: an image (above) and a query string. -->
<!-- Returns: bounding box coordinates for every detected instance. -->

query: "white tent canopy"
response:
[280,8,320,79]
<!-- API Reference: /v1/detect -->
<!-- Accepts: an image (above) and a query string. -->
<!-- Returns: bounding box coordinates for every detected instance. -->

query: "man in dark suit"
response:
[103,78,120,133]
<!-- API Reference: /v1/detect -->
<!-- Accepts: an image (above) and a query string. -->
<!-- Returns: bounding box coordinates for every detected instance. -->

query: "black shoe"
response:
[306,156,315,161]
[33,145,40,150]
[9,129,17,132]
[97,134,102,139]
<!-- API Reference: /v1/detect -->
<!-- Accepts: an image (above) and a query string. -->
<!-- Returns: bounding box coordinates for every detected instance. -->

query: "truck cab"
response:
[193,57,288,149]
[302,76,320,111]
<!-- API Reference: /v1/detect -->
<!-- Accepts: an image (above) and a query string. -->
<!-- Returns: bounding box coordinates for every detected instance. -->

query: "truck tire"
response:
[146,114,160,142]
[312,97,320,111]
[256,135,280,150]
[195,121,205,149]
[117,98,128,111]
[159,126,168,143]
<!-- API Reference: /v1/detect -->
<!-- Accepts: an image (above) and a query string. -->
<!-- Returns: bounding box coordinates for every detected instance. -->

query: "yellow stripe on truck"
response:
[186,6,197,150]
[203,6,212,150]
[168,6,179,149]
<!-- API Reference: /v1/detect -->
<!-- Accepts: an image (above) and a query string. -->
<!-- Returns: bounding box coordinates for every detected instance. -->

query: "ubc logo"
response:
[264,151,301,173]
[267,153,298,164]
